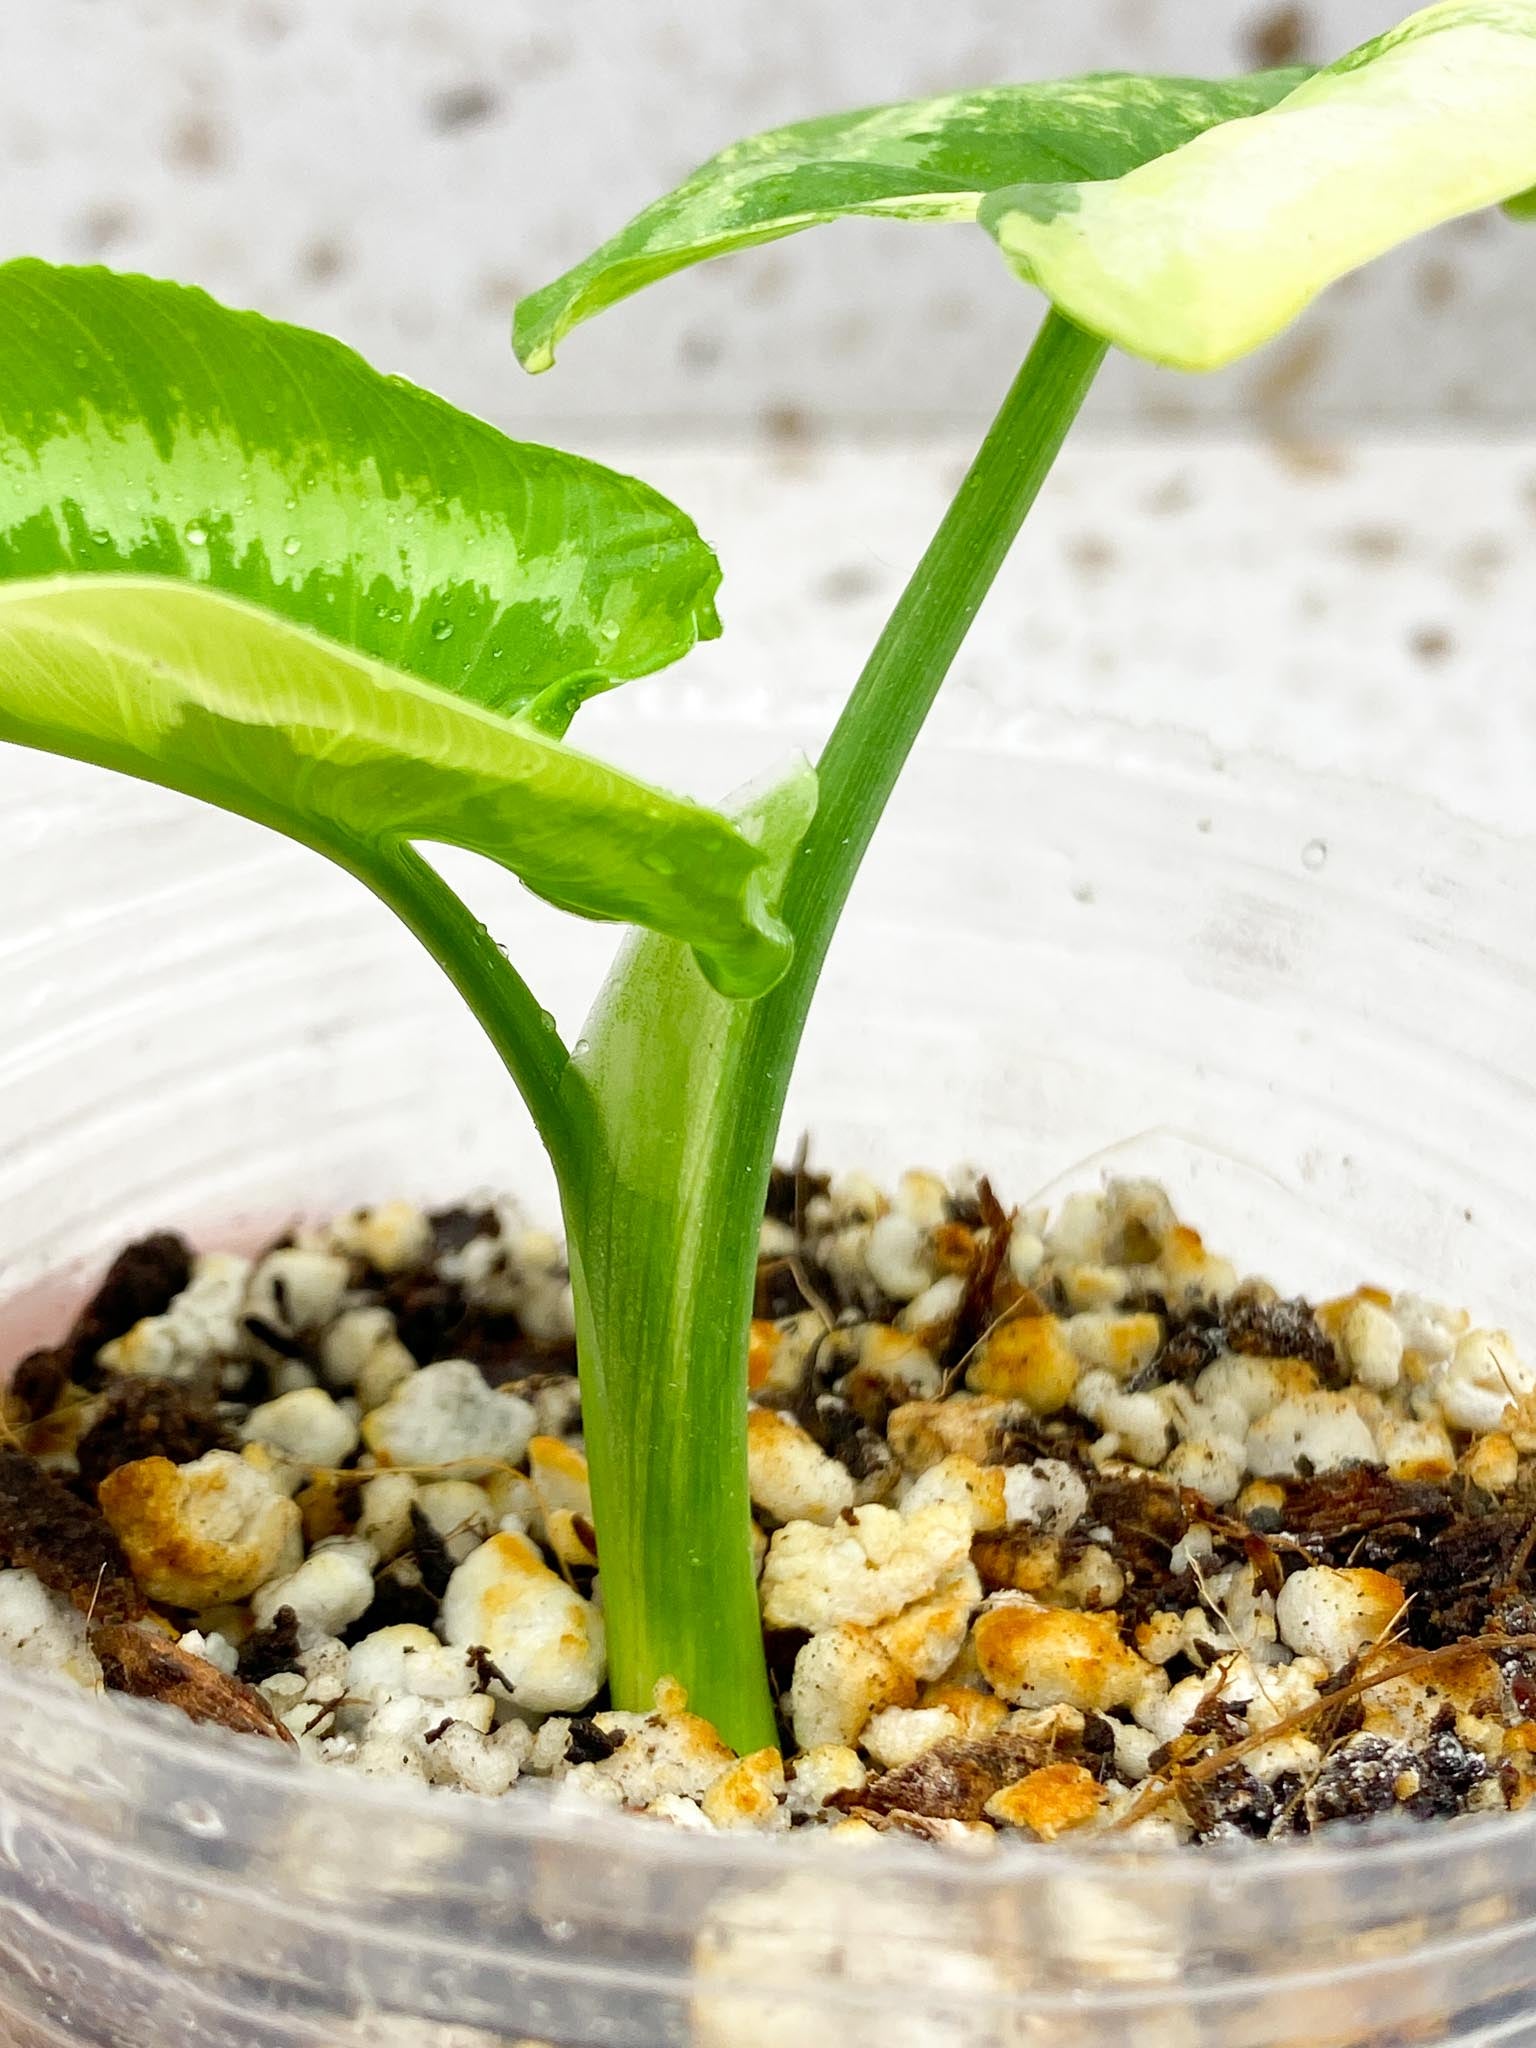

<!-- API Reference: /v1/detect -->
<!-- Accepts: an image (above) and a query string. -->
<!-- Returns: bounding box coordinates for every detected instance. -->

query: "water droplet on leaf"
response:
[430,618,454,642]
[89,529,111,547]
[182,521,208,547]
[597,620,620,644]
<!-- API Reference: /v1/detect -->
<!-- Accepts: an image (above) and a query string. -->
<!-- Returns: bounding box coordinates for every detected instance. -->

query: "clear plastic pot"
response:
[0,715,1532,2048]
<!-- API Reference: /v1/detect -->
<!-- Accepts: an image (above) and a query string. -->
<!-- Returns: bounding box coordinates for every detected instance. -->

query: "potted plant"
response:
[0,5,1535,2044]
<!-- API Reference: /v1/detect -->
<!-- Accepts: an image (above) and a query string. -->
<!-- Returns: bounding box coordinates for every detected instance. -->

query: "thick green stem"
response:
[561,997,784,1752]
[562,313,1106,1746]
[558,773,815,1754]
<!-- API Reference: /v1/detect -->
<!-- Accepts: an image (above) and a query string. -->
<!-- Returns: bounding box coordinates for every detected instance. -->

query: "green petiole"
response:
[361,843,583,1190]
[748,312,1110,1166]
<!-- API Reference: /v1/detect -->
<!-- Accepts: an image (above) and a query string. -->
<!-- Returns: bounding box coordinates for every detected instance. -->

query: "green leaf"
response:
[0,576,792,997]
[513,68,1309,370]
[982,2,1536,371]
[0,259,720,719]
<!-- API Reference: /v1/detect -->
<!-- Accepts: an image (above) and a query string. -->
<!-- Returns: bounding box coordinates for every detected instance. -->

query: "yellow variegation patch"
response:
[983,1,1536,369]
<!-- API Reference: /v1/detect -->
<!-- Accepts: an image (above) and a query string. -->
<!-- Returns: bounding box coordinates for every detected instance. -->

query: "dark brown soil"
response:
[0,1449,143,1624]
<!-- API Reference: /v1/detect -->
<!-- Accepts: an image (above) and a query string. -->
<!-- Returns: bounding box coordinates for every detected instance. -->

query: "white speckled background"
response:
[576,437,1536,837]
[0,1,1532,826]
[5,0,1533,432]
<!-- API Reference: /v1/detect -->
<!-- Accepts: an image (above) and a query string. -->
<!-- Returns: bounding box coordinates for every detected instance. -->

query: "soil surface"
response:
[3,1168,1535,1849]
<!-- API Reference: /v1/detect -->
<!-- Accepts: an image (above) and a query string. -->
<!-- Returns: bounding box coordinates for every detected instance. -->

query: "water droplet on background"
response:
[1301,838,1328,872]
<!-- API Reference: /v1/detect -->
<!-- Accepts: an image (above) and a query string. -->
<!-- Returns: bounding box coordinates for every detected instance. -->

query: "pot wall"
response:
[0,721,1533,2044]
